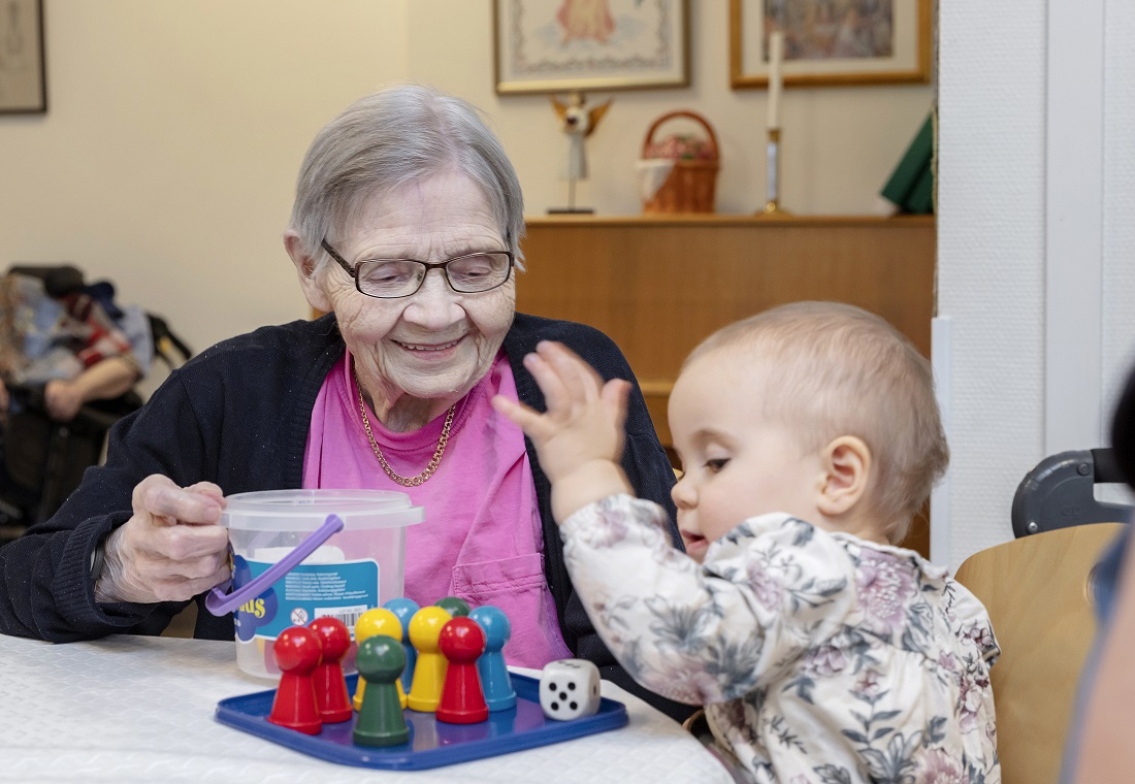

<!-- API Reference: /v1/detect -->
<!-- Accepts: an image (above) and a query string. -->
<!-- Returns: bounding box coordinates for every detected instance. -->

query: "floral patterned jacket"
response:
[561,495,1001,784]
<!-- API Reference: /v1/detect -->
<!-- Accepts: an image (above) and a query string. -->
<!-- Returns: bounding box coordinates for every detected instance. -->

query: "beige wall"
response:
[0,0,411,373]
[0,0,931,370]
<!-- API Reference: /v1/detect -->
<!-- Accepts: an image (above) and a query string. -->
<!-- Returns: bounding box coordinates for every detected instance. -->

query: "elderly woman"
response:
[0,85,687,719]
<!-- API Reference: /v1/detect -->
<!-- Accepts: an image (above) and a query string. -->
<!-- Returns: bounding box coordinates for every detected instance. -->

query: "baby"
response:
[494,302,1000,783]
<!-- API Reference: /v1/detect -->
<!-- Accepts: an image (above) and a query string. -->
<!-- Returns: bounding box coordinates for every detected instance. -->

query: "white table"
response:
[0,635,732,783]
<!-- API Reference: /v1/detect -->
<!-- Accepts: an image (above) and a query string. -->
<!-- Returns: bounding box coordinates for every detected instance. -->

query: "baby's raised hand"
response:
[492,341,633,522]
[494,341,628,480]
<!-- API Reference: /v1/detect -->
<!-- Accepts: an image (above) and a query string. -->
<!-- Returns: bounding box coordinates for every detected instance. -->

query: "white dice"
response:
[539,659,602,720]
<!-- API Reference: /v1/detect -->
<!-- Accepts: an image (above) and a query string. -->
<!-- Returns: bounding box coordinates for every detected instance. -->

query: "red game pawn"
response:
[268,626,323,735]
[436,617,489,724]
[308,616,353,723]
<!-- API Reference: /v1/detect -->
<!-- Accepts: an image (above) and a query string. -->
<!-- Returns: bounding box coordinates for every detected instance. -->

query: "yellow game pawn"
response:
[407,606,453,712]
[354,608,407,710]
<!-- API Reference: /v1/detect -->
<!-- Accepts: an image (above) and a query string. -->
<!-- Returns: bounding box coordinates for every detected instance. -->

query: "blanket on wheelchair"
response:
[0,273,138,387]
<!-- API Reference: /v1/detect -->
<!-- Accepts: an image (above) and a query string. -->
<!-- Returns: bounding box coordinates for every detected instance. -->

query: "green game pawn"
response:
[353,635,410,748]
[435,596,471,617]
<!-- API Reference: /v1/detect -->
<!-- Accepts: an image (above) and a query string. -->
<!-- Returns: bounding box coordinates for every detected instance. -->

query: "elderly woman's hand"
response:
[492,341,633,523]
[94,475,231,605]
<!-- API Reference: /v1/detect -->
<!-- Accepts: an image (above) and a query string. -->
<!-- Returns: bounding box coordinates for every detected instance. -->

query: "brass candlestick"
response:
[759,127,791,216]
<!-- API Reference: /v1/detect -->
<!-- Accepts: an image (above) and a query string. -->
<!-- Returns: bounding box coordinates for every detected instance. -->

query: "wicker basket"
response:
[640,110,720,215]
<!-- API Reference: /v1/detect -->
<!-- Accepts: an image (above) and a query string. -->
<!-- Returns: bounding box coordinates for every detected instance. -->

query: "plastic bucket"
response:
[221,489,424,679]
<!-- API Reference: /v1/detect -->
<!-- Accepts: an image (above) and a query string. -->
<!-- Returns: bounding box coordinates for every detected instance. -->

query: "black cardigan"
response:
[0,312,693,721]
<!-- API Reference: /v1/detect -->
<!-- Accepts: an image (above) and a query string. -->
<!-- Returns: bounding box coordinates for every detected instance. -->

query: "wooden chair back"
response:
[953,523,1125,784]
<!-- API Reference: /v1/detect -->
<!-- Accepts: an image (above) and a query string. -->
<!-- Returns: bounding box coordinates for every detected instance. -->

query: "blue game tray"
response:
[215,672,628,771]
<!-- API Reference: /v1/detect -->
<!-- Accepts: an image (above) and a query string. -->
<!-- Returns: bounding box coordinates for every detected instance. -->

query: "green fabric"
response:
[881,114,934,214]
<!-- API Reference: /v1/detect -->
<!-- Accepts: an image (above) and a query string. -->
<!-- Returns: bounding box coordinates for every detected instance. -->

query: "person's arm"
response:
[1068,527,1135,782]
[93,474,229,606]
[560,495,856,705]
[0,317,340,643]
[495,341,633,524]
[495,342,856,705]
[504,320,688,719]
[43,356,140,421]
[0,366,228,641]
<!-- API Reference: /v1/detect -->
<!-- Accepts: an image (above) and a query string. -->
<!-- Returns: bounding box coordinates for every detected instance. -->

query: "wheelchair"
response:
[0,266,192,541]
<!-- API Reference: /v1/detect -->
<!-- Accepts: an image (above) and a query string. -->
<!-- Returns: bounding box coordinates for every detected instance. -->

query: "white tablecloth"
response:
[0,634,732,783]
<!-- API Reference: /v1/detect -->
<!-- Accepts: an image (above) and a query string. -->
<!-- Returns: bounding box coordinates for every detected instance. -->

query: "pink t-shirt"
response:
[302,350,573,669]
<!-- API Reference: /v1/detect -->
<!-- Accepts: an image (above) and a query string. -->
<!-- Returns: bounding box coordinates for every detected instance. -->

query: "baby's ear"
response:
[285,230,332,314]
[816,436,871,517]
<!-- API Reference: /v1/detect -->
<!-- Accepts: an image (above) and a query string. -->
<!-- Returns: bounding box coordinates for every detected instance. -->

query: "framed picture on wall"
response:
[494,0,689,95]
[0,0,46,114]
[730,0,931,89]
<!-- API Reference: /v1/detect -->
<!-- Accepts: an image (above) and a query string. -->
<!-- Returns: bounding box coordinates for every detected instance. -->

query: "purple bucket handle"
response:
[204,514,345,617]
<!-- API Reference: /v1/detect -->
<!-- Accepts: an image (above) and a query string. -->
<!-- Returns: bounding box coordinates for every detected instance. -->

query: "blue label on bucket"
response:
[232,555,279,642]
[232,556,379,641]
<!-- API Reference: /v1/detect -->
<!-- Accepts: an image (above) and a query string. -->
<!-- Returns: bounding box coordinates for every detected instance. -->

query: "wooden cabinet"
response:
[517,214,936,439]
[515,214,937,554]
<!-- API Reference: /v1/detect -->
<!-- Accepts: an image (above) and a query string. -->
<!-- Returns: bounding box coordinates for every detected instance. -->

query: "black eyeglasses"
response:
[321,239,514,299]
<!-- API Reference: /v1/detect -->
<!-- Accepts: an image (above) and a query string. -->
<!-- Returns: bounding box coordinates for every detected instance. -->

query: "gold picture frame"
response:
[0,0,47,114]
[730,0,931,89]
[494,0,690,95]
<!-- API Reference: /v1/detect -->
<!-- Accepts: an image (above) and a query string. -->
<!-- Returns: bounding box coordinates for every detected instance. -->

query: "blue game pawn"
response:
[384,597,420,694]
[469,605,516,712]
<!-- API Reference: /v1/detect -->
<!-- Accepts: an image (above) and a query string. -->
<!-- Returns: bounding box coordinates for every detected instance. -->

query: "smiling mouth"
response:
[394,337,463,352]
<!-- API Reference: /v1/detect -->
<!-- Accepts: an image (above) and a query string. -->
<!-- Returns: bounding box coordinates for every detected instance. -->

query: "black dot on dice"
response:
[570,701,578,710]
[551,702,559,710]
[568,682,576,691]
[559,691,568,701]
[548,681,557,691]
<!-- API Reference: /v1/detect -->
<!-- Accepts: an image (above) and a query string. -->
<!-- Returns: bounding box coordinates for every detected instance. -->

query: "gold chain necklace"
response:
[353,369,455,487]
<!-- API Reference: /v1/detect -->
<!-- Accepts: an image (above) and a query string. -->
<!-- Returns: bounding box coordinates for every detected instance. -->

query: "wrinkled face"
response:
[319,171,516,415]
[668,352,823,563]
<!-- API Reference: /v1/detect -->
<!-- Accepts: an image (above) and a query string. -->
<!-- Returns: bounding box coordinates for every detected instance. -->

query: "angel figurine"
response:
[549,91,612,213]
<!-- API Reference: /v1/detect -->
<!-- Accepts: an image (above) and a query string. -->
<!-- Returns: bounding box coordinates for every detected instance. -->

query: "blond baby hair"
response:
[684,301,948,544]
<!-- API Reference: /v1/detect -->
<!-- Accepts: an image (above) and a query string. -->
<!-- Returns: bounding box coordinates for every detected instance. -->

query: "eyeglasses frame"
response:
[320,239,514,299]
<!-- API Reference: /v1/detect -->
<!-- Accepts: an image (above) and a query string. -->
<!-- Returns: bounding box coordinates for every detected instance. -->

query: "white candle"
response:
[767,30,783,130]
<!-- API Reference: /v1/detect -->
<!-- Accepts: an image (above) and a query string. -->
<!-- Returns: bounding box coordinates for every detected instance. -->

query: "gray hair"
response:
[288,84,525,263]
[686,301,949,544]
